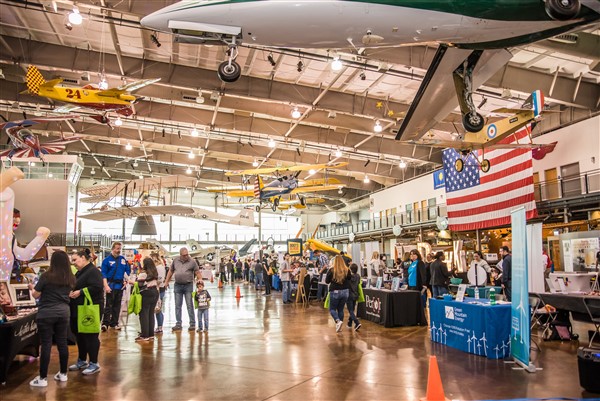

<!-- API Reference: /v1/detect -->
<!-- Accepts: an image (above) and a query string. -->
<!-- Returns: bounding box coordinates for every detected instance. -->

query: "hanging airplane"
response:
[141,0,599,136]
[22,66,160,124]
[224,161,348,177]
[0,115,80,159]
[405,90,556,172]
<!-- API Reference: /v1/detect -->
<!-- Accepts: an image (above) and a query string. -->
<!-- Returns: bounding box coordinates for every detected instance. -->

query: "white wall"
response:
[370,173,445,215]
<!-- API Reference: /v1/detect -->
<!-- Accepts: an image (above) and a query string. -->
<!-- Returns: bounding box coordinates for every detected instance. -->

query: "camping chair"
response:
[582,297,600,348]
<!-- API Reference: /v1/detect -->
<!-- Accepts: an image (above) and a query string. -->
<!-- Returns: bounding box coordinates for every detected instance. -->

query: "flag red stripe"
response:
[449,209,538,231]
[484,149,529,169]
[446,176,534,206]
[496,126,531,145]
[448,193,536,218]
[480,160,533,184]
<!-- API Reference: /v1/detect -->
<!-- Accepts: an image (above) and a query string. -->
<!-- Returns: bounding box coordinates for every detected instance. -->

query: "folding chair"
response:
[529,296,542,351]
[536,293,558,340]
[582,297,600,348]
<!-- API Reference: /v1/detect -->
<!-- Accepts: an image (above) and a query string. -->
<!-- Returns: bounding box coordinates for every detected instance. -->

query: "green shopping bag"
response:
[357,283,365,303]
[192,291,198,309]
[323,292,330,309]
[78,288,101,334]
[128,282,142,315]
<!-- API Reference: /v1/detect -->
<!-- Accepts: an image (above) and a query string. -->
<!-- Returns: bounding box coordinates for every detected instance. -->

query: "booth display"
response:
[0,309,39,383]
[357,288,426,327]
[429,298,511,359]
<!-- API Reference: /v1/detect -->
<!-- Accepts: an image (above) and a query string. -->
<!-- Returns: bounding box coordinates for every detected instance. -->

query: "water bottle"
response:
[475,288,480,300]
[490,288,496,305]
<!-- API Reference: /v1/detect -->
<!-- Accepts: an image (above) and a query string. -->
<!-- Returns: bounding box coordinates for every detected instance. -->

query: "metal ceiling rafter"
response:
[100,0,125,76]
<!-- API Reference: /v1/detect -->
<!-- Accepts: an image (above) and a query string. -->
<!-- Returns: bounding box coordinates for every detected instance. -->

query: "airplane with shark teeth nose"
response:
[141,0,600,139]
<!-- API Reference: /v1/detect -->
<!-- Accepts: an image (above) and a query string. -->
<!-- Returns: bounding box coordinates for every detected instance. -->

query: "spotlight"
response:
[359,72,366,80]
[268,138,276,148]
[133,161,138,168]
[139,175,144,180]
[90,168,96,175]
[68,7,83,25]
[331,56,343,71]
[297,60,304,72]
[188,150,195,159]
[291,107,301,119]
[125,142,132,151]
[150,33,161,47]
[114,117,123,127]
[309,169,316,175]
[252,159,259,167]
[373,120,383,133]
[191,127,199,137]
[338,188,343,195]
[29,161,36,167]
[48,173,54,178]
[186,166,192,174]
[65,22,73,31]
[399,159,407,169]
[98,78,108,90]
[267,53,276,67]
[363,175,370,184]
[335,148,342,158]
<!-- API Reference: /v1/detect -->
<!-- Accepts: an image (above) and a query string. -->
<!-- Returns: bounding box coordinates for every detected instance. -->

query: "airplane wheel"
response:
[545,0,580,20]
[481,159,491,173]
[255,205,260,213]
[455,158,464,173]
[273,197,280,207]
[217,60,241,83]
[462,111,484,133]
[271,204,277,212]
[299,196,306,207]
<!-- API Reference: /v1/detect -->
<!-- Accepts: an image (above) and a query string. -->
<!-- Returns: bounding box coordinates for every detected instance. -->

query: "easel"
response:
[295,268,308,306]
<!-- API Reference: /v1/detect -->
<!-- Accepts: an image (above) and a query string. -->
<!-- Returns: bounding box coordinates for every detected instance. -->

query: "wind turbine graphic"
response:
[494,344,500,359]
[479,332,488,357]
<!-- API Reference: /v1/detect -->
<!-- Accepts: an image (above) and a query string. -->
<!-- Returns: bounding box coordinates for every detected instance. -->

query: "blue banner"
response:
[510,207,530,368]
[433,169,445,189]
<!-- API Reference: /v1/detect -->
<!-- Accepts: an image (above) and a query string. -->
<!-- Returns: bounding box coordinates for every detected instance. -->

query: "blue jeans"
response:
[432,286,448,298]
[174,283,195,327]
[329,289,349,322]
[255,273,263,290]
[317,283,328,301]
[155,289,166,328]
[282,280,291,303]
[346,298,360,327]
[197,308,209,330]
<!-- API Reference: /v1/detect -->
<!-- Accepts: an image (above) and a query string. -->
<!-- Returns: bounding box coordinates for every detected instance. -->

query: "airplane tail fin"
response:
[236,208,255,226]
[253,175,264,197]
[523,90,544,118]
[25,66,46,95]
[185,239,201,251]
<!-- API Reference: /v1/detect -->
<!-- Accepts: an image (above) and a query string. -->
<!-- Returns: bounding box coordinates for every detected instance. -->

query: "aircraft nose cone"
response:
[140,12,168,32]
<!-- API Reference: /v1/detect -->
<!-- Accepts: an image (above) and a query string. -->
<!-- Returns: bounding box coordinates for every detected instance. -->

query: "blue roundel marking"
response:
[487,124,497,139]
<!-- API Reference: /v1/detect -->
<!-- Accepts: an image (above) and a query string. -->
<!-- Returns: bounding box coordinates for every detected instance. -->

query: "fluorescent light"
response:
[291,107,301,119]
[114,117,123,127]
[125,142,132,151]
[363,175,370,184]
[331,57,343,71]
[399,159,407,169]
[374,120,383,133]
[68,7,83,25]
[191,127,199,137]
[252,159,259,167]
[268,138,276,148]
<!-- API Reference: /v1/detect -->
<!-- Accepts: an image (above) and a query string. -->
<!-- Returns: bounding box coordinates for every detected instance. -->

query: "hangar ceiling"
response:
[0,0,599,209]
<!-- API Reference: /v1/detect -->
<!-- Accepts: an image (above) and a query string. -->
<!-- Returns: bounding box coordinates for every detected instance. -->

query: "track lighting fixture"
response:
[125,142,132,151]
[114,117,123,127]
[297,60,304,72]
[291,107,301,119]
[268,138,276,148]
[252,159,259,167]
[363,175,370,184]
[68,6,83,25]
[267,53,276,67]
[150,32,161,47]
[331,56,343,71]
[191,127,199,137]
[399,159,407,169]
[335,148,342,158]
[65,22,73,31]
[186,166,192,174]
[188,150,195,159]
[373,120,383,133]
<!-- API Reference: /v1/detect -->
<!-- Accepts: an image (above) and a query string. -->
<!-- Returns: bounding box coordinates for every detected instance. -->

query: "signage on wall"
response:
[433,169,445,189]
[287,239,303,256]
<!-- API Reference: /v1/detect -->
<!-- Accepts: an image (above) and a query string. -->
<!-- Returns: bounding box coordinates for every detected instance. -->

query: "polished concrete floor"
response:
[1,281,598,400]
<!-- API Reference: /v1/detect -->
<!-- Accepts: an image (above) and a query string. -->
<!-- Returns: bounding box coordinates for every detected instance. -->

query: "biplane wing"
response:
[225,162,348,176]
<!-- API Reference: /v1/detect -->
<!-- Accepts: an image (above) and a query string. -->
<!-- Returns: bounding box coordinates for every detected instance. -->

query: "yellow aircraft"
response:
[407,90,551,172]
[22,66,160,124]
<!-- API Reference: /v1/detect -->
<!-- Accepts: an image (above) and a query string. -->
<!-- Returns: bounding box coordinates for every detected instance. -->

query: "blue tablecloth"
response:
[429,298,511,359]
[465,286,502,299]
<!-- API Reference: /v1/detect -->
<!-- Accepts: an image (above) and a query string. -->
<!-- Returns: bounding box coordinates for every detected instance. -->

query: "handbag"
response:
[77,288,101,334]
[128,282,142,315]
[154,298,162,313]
[323,292,330,309]
[268,267,274,276]
[357,283,365,303]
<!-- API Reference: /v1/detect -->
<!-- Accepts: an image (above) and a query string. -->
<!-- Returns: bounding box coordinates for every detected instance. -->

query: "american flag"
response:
[442,127,537,231]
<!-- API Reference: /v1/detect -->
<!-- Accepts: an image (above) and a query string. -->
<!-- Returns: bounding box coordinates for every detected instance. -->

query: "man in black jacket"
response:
[500,246,512,302]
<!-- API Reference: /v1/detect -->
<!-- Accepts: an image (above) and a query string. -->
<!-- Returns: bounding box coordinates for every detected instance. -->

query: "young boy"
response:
[194,281,211,332]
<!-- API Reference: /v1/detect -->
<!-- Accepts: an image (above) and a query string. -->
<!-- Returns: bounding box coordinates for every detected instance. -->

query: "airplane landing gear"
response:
[255,205,261,213]
[455,158,464,173]
[480,159,491,173]
[462,111,484,133]
[545,0,580,20]
[453,51,485,133]
[217,37,241,83]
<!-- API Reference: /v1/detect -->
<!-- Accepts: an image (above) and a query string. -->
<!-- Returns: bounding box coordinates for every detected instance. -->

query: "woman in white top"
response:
[469,251,491,284]
[367,251,384,287]
[152,252,167,333]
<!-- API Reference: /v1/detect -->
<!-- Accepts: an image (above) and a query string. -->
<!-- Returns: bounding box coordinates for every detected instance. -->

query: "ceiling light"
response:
[133,161,138,167]
[186,166,192,174]
[48,173,54,178]
[309,169,316,175]
[90,168,96,175]
[359,72,366,80]
[331,57,343,71]
[191,127,199,137]
[188,150,195,159]
[373,120,383,133]
[139,175,144,179]
[29,161,36,167]
[399,159,407,169]
[68,7,83,25]
[252,159,259,167]
[98,77,108,90]
[125,142,132,151]
[335,148,342,158]
[291,107,301,119]
[297,60,304,72]
[363,175,370,184]
[184,188,189,194]
[114,117,123,127]
[268,138,276,148]
[267,53,276,67]
[338,188,343,195]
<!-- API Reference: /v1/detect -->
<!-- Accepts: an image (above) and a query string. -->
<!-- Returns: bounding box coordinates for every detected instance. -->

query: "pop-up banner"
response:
[287,239,303,256]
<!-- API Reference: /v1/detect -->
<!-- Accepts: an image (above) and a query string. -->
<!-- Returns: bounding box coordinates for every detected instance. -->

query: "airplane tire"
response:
[545,0,580,20]
[217,60,241,83]
[462,112,484,133]
[273,198,280,207]
[455,158,464,173]
[299,196,306,207]
[255,205,261,213]
[271,204,277,212]
[481,159,491,173]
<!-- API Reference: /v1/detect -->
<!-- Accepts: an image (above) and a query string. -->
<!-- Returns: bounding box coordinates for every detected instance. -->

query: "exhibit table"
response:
[0,310,40,383]
[533,292,600,322]
[429,298,511,359]
[357,289,426,328]
[465,286,503,299]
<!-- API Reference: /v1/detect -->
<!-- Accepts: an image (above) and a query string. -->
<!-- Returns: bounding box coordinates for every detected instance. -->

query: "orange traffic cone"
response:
[235,285,243,299]
[210,275,214,284]
[420,356,448,401]
[218,278,223,289]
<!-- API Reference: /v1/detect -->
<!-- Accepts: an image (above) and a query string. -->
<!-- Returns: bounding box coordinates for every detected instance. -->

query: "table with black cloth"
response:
[532,292,600,322]
[0,310,40,383]
[357,288,426,327]
[429,298,511,359]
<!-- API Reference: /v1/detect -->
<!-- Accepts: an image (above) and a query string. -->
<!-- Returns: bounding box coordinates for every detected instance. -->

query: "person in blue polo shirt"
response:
[101,242,130,331]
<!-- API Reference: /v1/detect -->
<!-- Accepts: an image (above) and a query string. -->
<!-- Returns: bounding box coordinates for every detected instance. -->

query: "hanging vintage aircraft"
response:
[405,90,555,172]
[141,0,599,136]
[22,66,160,124]
[0,115,80,159]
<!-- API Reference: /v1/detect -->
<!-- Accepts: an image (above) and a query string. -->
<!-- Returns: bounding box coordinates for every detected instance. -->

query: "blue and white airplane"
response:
[141,0,600,138]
